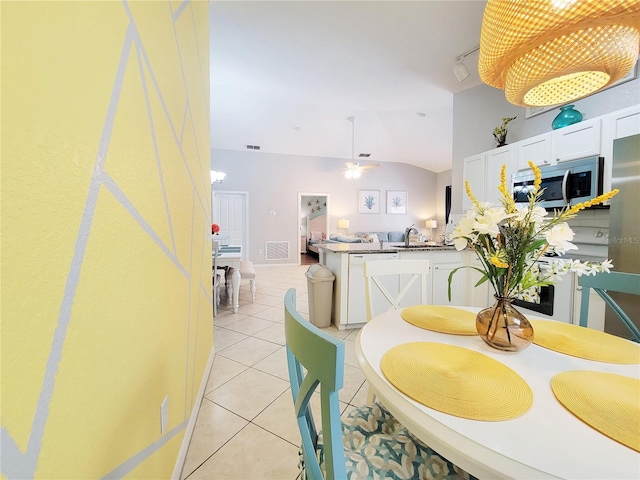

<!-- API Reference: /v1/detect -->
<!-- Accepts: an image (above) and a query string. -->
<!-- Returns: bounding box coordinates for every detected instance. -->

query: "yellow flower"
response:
[499,165,517,213]
[528,160,542,192]
[566,189,619,215]
[465,180,480,209]
[490,254,509,269]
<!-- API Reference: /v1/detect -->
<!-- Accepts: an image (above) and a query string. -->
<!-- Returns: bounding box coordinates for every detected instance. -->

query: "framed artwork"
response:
[386,190,407,214]
[358,189,380,214]
[525,61,639,119]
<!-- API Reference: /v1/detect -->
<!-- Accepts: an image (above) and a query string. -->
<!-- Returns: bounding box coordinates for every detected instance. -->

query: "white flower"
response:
[599,259,613,273]
[545,223,578,254]
[473,207,506,236]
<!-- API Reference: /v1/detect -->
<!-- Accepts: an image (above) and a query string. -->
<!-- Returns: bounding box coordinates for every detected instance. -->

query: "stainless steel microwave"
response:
[512,156,604,209]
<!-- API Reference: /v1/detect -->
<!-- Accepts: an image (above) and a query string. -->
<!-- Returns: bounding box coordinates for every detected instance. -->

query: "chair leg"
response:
[250,279,256,302]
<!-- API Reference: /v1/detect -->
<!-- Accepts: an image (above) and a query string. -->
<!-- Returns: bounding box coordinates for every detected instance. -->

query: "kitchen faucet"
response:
[405,224,418,247]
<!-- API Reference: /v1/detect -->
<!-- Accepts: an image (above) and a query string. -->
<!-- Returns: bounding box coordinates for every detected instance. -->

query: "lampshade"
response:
[337,219,350,229]
[478,0,640,107]
[426,220,438,229]
[210,170,226,183]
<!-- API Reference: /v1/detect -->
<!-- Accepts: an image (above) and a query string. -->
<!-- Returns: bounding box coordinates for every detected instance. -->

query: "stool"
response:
[226,260,256,303]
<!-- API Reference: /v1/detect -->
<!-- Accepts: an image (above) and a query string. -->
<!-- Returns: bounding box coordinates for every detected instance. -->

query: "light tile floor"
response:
[180,265,366,480]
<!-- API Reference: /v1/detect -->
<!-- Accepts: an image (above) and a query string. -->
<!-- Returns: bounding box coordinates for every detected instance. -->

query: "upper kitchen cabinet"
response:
[516,132,552,170]
[462,153,487,212]
[462,146,515,211]
[551,117,601,163]
[600,105,640,192]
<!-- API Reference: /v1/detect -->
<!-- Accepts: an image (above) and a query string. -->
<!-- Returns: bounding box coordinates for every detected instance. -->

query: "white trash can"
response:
[306,265,335,328]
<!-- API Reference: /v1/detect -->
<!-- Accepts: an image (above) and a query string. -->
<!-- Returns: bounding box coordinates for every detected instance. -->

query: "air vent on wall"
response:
[265,241,290,261]
[358,153,371,157]
[246,144,261,150]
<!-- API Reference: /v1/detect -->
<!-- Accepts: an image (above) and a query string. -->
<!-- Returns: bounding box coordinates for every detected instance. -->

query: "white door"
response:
[213,191,248,258]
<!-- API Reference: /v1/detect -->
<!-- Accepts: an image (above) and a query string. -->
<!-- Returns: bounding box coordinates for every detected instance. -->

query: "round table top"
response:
[356,308,640,480]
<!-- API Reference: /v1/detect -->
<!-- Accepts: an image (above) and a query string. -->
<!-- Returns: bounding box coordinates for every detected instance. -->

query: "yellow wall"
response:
[1,1,211,477]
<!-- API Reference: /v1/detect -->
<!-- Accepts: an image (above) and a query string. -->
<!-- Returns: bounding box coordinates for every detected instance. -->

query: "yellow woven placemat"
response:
[401,305,477,335]
[381,342,533,421]
[531,320,640,364]
[551,371,640,452]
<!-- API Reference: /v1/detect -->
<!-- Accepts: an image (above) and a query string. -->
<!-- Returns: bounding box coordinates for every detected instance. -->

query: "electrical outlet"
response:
[160,395,169,434]
[269,210,276,216]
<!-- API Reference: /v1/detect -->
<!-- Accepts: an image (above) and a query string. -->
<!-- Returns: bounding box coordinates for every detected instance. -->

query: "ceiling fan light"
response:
[345,170,353,180]
[478,0,640,107]
[352,169,361,179]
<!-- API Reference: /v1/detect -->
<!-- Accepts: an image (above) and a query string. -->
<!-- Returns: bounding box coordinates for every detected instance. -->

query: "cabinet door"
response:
[462,153,486,211]
[431,252,464,305]
[551,118,601,163]
[516,132,552,170]
[486,145,515,205]
[601,105,640,193]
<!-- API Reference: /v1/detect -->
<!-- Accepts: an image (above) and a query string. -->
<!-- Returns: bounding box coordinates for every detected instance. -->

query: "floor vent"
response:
[265,241,290,261]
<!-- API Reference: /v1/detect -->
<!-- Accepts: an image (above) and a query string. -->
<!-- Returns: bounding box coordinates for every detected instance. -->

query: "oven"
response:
[512,156,603,209]
[512,257,576,323]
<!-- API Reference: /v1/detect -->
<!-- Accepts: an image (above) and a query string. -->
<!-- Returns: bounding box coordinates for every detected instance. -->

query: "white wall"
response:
[212,149,439,263]
[451,76,640,213]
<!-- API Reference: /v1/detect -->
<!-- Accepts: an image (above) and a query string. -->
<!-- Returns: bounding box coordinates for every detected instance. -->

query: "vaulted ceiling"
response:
[209,1,488,173]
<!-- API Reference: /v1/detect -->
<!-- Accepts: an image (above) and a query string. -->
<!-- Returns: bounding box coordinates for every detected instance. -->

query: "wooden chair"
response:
[578,271,640,342]
[363,259,430,322]
[362,259,430,402]
[284,288,472,480]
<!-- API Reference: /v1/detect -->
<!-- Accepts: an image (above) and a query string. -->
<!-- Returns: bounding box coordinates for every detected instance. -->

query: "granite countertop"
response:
[318,242,458,254]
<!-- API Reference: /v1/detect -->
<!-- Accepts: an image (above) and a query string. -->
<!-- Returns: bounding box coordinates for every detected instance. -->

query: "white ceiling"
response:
[209,1,488,173]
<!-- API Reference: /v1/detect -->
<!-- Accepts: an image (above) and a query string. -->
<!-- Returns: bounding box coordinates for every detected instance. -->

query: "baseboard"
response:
[171,346,216,480]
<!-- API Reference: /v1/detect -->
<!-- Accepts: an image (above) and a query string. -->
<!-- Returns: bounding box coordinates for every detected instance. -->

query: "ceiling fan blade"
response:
[345,161,357,169]
[360,164,381,171]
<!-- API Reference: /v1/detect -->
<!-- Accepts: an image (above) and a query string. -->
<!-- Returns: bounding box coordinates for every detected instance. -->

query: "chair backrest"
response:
[284,288,346,480]
[363,259,430,321]
[578,271,640,342]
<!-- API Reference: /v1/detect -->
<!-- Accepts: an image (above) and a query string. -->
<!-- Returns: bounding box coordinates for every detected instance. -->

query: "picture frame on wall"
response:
[386,190,407,214]
[358,189,380,214]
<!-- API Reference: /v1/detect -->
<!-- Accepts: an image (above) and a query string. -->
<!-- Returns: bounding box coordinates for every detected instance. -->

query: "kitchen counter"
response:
[318,242,457,254]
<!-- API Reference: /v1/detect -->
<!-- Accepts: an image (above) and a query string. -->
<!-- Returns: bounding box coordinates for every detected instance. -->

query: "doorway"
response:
[298,192,329,265]
[212,190,249,258]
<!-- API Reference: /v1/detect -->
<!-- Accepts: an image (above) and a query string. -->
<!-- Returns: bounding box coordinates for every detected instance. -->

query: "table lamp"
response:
[337,218,350,233]
[425,219,438,241]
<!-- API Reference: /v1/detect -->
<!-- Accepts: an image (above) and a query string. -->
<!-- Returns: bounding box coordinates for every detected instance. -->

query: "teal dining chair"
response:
[578,271,640,342]
[284,288,473,480]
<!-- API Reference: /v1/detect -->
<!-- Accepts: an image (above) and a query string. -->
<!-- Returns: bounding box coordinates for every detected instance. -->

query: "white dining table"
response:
[355,308,640,480]
[213,245,242,313]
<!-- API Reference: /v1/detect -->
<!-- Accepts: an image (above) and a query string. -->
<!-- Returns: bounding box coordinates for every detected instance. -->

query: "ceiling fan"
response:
[344,116,380,179]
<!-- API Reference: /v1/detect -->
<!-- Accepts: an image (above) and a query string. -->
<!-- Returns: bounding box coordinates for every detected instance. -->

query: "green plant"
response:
[493,116,516,146]
[448,161,618,301]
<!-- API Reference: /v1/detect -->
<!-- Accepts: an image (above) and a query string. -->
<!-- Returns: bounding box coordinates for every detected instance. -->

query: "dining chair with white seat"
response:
[283,288,473,480]
[362,259,430,402]
[212,240,225,316]
[363,259,430,322]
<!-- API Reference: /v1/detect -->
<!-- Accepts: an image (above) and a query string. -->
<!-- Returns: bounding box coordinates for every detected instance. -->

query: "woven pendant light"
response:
[478,0,640,107]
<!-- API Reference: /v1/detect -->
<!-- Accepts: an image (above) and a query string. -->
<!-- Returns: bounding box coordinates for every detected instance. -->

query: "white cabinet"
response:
[516,132,553,170]
[462,146,515,209]
[347,253,398,325]
[601,105,640,192]
[432,251,464,305]
[462,153,486,211]
[461,250,491,307]
[551,117,601,163]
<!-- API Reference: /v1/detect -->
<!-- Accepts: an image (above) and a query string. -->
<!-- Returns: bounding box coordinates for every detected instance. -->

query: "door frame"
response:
[212,190,249,258]
[298,192,330,264]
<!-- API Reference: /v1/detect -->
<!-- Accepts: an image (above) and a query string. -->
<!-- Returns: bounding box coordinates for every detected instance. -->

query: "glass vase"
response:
[476,296,534,352]
[551,105,583,130]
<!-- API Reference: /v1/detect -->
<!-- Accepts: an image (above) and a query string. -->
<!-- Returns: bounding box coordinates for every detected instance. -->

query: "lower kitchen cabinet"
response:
[324,248,471,330]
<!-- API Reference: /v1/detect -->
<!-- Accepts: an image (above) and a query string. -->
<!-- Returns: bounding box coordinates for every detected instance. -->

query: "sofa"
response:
[325,231,407,244]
